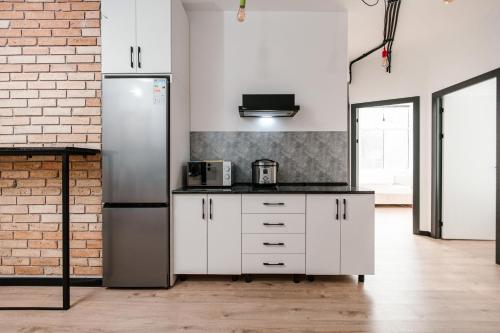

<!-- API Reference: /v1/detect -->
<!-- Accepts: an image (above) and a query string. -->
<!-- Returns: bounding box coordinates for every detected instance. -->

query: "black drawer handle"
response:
[263,262,284,266]
[263,242,285,246]
[263,202,285,206]
[263,222,285,226]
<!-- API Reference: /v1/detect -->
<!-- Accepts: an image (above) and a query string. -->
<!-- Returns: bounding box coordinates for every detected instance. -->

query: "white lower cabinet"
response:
[306,194,374,275]
[174,193,374,278]
[173,194,241,275]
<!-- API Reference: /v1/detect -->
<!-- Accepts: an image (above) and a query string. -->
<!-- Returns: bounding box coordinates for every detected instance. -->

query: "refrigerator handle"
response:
[202,198,205,220]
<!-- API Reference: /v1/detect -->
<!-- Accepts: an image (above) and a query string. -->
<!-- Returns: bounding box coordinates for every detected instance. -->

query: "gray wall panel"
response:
[191,131,348,183]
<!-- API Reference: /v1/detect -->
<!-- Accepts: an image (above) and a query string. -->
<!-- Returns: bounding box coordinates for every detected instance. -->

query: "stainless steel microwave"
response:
[187,161,233,187]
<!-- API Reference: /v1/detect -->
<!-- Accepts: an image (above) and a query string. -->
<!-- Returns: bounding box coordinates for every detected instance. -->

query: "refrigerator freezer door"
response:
[103,207,169,287]
[102,76,168,203]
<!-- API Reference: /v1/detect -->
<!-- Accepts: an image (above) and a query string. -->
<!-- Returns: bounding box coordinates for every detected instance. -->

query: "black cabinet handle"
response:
[263,242,285,246]
[263,222,285,226]
[130,46,134,68]
[202,198,205,220]
[343,198,347,220]
[209,198,213,220]
[336,198,339,220]
[263,202,285,206]
[263,262,284,266]
[138,46,142,68]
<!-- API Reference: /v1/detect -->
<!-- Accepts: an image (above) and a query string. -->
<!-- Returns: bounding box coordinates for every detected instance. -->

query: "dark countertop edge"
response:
[172,184,375,195]
[0,147,100,156]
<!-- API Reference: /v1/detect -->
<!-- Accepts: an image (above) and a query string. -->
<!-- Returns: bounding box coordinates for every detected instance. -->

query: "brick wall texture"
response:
[0,0,102,276]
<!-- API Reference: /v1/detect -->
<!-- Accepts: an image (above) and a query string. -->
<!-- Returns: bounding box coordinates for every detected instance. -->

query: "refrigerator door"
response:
[102,76,168,203]
[103,207,169,287]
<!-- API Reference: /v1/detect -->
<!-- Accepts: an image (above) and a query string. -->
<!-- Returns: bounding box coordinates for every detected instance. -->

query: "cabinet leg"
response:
[306,275,315,282]
[358,275,365,283]
[231,275,239,282]
[293,274,301,284]
[244,274,252,283]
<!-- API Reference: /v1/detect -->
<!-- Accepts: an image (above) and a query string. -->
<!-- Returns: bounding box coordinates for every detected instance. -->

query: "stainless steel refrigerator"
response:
[102,75,169,287]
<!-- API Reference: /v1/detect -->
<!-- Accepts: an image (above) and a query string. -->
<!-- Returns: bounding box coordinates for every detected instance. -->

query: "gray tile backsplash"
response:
[190,131,348,183]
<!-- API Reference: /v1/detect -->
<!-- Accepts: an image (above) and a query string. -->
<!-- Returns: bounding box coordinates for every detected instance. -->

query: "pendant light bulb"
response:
[237,0,246,22]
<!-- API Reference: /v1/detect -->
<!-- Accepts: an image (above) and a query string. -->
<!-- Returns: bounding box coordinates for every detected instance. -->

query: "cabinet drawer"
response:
[242,214,305,234]
[242,194,305,214]
[243,234,305,254]
[243,254,305,274]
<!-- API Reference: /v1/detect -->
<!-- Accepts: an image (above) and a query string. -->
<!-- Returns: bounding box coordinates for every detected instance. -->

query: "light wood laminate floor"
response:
[1,207,499,333]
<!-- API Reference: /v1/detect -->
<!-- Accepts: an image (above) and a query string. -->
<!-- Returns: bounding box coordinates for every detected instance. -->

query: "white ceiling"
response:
[182,0,347,12]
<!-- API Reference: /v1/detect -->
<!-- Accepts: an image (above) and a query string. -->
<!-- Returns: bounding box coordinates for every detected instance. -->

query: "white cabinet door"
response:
[306,195,341,275]
[340,194,375,275]
[136,0,172,73]
[173,195,207,274]
[101,0,137,74]
[207,195,241,274]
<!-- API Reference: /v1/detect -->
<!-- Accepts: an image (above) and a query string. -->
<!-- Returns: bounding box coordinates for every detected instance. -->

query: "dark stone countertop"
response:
[173,184,374,195]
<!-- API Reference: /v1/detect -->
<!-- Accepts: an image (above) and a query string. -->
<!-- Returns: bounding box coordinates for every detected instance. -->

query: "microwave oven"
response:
[187,161,233,187]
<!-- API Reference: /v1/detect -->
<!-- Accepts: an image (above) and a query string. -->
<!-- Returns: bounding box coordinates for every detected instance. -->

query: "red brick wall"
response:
[0,0,102,276]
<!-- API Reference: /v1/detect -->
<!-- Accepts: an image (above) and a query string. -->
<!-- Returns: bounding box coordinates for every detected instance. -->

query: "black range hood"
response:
[239,94,300,118]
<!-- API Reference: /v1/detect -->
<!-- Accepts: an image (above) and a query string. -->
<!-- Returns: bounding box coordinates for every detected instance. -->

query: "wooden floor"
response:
[1,207,499,333]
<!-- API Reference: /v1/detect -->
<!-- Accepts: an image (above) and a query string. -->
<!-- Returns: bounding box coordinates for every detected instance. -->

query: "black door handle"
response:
[130,46,134,68]
[263,242,285,246]
[336,198,339,220]
[138,46,142,68]
[263,202,285,206]
[202,198,205,220]
[209,198,213,220]
[343,198,347,220]
[262,222,285,226]
[263,262,284,266]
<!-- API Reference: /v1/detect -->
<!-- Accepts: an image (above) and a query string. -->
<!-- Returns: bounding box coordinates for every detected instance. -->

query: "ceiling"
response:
[182,0,347,12]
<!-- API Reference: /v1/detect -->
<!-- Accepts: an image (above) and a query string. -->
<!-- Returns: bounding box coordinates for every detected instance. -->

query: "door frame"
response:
[350,97,421,235]
[431,68,500,264]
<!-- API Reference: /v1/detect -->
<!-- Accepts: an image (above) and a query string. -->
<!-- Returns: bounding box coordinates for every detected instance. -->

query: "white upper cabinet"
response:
[340,194,375,275]
[101,0,136,74]
[136,0,172,74]
[101,0,172,74]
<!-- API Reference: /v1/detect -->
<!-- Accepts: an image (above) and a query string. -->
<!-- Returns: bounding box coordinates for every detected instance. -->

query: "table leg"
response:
[62,152,70,310]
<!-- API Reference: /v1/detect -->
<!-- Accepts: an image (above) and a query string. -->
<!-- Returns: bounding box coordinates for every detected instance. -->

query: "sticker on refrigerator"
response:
[153,79,167,105]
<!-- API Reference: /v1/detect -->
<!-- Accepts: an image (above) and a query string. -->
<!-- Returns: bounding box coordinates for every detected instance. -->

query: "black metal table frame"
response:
[0,147,99,311]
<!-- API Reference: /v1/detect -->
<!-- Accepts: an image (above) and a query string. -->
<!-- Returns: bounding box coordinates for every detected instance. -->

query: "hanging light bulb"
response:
[381,46,389,68]
[237,0,246,22]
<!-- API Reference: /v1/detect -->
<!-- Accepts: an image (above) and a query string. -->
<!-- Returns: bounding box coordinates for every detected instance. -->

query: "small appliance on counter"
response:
[187,160,233,187]
[252,159,279,186]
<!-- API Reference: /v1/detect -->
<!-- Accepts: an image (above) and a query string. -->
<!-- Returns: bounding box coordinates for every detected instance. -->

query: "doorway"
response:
[351,97,421,235]
[431,68,500,263]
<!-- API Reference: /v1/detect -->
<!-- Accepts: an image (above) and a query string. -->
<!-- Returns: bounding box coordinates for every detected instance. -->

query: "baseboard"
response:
[0,277,102,287]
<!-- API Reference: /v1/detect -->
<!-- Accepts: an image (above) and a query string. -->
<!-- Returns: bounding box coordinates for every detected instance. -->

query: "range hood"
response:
[239,94,300,118]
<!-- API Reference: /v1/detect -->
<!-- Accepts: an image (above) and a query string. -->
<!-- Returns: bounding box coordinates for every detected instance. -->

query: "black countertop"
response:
[0,147,100,156]
[173,184,374,195]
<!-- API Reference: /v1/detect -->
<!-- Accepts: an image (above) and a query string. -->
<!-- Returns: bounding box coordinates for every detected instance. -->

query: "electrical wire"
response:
[361,0,380,6]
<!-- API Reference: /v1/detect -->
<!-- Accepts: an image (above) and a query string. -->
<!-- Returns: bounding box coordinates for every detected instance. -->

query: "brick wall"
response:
[0,0,102,276]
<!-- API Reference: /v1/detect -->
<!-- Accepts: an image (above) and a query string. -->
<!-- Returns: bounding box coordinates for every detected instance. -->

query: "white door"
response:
[173,195,207,274]
[306,195,341,275]
[442,78,497,240]
[101,0,137,74]
[340,194,375,275]
[136,0,172,73]
[207,195,242,274]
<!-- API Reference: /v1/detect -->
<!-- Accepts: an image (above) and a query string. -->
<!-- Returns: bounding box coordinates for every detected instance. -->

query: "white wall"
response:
[189,10,348,132]
[348,1,500,231]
